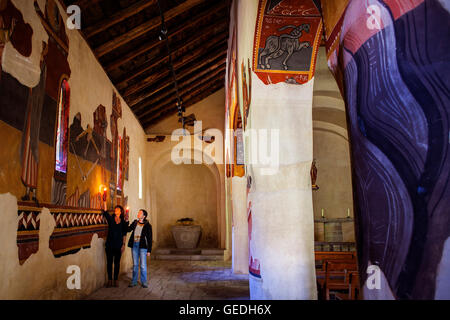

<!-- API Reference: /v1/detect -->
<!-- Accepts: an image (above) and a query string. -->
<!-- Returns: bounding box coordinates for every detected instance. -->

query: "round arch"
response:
[147,144,226,250]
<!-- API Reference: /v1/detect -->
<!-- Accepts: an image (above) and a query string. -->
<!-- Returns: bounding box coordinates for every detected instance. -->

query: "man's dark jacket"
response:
[127,219,153,253]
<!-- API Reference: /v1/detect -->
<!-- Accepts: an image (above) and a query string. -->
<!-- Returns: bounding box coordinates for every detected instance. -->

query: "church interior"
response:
[0,0,448,301]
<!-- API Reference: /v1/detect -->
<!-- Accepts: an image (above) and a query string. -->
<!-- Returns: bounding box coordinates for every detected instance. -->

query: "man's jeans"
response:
[132,242,148,285]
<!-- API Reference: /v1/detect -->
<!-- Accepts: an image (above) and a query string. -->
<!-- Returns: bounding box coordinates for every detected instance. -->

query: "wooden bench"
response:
[334,271,360,300]
[315,251,357,277]
[315,251,357,264]
[317,261,358,300]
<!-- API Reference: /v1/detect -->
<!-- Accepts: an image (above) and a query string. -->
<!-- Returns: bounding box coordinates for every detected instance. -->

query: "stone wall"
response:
[0,0,148,299]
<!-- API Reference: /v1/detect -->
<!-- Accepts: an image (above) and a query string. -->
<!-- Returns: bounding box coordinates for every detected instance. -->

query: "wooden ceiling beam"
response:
[94,0,205,57]
[84,0,157,39]
[115,17,228,89]
[133,58,226,115]
[128,51,226,108]
[137,63,226,118]
[72,0,101,8]
[142,82,224,129]
[103,0,229,72]
[143,79,224,130]
[126,42,227,106]
[121,35,227,98]
[139,70,225,122]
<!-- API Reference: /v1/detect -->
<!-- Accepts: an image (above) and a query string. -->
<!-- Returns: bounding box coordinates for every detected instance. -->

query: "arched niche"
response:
[148,146,225,249]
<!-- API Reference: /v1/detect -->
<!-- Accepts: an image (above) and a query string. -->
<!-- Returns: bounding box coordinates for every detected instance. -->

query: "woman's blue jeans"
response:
[132,242,148,285]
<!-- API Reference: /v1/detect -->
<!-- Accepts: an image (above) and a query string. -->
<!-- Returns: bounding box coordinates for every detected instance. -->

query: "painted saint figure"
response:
[20,42,47,203]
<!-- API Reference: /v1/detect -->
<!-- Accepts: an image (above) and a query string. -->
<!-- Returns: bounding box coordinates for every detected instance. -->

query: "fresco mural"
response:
[225,17,238,179]
[0,0,132,264]
[247,175,260,278]
[0,0,32,78]
[253,0,323,85]
[241,59,252,130]
[321,0,450,299]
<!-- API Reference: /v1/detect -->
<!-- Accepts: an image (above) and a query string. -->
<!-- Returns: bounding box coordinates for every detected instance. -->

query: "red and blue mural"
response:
[322,0,450,299]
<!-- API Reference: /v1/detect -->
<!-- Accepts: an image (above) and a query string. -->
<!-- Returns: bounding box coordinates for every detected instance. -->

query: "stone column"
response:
[321,0,450,299]
[229,0,322,300]
[231,176,249,274]
[246,77,317,299]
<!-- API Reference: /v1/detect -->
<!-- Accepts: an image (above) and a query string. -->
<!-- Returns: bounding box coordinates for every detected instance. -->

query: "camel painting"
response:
[253,0,323,85]
[259,23,311,70]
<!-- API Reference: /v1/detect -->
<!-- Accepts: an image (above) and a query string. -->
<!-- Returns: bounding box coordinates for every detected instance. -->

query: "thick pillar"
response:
[247,78,317,299]
[233,0,323,299]
[322,0,450,299]
[231,176,249,274]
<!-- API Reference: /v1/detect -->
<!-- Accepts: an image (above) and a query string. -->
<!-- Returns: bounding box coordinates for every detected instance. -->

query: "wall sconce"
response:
[102,186,107,202]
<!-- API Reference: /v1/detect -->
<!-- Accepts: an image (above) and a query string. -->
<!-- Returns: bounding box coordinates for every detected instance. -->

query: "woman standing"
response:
[102,200,128,287]
[127,209,152,288]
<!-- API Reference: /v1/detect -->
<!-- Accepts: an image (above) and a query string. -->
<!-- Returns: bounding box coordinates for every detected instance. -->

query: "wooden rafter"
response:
[139,70,225,123]
[84,0,157,38]
[115,17,228,89]
[103,0,229,72]
[143,79,224,130]
[132,55,226,114]
[137,63,226,119]
[126,41,227,106]
[121,35,227,98]
[94,0,205,57]
[64,0,232,129]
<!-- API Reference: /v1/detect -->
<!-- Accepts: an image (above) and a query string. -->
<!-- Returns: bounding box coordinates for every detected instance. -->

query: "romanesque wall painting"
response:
[241,59,252,130]
[0,1,131,264]
[0,0,32,76]
[225,6,238,179]
[247,176,260,278]
[253,0,323,85]
[232,105,245,178]
[321,0,450,299]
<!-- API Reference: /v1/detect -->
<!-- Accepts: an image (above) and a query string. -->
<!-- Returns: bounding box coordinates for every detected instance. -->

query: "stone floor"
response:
[86,260,250,300]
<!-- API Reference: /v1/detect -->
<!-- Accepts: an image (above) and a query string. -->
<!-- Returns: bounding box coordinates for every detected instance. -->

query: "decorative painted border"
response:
[17,203,107,264]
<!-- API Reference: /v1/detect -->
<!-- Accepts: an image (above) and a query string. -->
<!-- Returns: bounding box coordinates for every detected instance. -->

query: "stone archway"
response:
[148,146,226,251]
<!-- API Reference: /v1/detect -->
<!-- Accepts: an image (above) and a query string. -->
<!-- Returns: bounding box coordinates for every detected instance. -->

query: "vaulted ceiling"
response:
[61,0,231,132]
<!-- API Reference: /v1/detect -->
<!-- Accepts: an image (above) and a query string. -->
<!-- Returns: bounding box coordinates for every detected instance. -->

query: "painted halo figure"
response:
[102,199,129,288]
[127,209,152,288]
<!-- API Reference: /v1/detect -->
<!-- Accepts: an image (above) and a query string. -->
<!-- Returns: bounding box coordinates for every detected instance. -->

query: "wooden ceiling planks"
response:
[62,0,230,131]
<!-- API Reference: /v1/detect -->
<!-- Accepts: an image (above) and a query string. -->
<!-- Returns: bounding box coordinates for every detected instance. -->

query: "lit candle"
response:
[321,209,324,218]
[347,208,350,218]
[103,187,107,201]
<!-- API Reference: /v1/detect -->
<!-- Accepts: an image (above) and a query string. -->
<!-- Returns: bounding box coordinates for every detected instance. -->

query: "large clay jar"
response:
[171,225,202,249]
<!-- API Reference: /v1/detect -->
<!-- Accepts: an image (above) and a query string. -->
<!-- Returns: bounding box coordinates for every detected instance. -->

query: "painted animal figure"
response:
[259,23,311,70]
